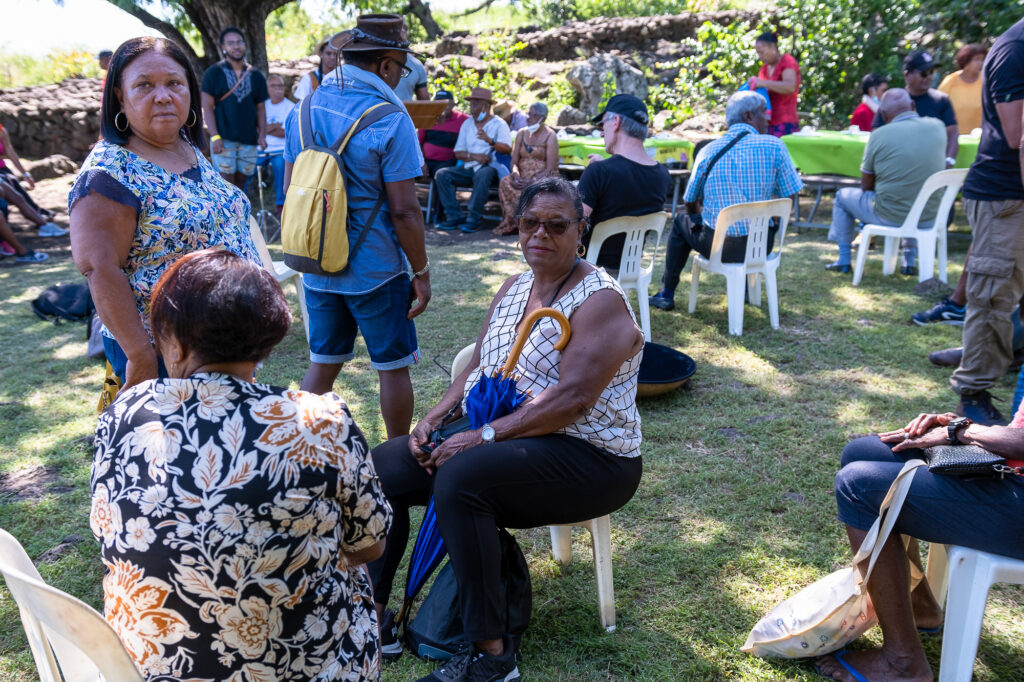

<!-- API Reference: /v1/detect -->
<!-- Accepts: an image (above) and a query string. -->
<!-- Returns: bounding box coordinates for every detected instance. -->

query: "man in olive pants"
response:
[949,17,1024,425]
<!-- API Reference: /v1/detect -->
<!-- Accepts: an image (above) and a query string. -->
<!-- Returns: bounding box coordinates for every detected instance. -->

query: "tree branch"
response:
[452,0,497,17]
[104,0,202,66]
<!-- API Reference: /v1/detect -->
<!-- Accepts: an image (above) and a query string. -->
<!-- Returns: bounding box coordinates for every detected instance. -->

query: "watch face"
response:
[482,425,495,442]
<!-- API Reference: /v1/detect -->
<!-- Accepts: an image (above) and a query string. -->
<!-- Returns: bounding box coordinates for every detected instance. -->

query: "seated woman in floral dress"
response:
[493,103,559,235]
[90,249,392,681]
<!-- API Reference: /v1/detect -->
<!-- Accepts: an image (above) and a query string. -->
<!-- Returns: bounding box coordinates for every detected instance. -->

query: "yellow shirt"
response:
[938,70,983,134]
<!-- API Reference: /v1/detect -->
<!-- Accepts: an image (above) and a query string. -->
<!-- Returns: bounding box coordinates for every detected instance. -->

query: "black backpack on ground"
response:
[405,527,532,661]
[31,282,93,322]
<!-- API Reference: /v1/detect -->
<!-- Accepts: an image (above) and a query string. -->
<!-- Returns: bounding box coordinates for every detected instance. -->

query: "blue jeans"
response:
[303,277,419,370]
[835,436,1024,560]
[434,164,498,226]
[828,188,932,268]
[260,151,286,207]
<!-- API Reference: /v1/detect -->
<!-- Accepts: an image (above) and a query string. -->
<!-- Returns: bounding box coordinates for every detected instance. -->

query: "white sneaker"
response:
[39,222,67,237]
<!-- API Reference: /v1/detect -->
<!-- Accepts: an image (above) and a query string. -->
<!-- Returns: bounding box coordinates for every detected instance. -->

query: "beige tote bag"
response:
[742,458,925,658]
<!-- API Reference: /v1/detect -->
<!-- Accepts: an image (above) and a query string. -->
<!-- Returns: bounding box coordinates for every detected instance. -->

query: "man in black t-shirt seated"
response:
[873,51,959,167]
[578,94,671,269]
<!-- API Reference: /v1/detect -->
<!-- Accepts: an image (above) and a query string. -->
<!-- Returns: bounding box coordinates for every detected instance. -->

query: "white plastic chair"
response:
[937,546,1024,682]
[688,198,792,336]
[587,212,670,342]
[248,216,309,340]
[451,343,617,632]
[852,168,968,286]
[0,529,144,682]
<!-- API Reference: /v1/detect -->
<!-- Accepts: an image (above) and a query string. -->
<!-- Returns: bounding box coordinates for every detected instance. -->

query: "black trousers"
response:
[367,434,642,641]
[662,213,778,293]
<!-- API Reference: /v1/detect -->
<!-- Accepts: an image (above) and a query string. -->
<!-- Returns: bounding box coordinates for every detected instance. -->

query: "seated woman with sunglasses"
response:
[368,177,645,681]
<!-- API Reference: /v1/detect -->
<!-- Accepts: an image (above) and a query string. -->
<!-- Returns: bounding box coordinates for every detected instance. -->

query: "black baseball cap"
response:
[904,50,936,73]
[590,94,650,126]
[433,89,454,101]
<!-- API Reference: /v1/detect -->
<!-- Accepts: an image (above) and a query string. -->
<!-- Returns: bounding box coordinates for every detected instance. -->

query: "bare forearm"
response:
[392,209,428,273]
[82,263,152,360]
[492,142,512,155]
[489,382,597,441]
[455,150,470,161]
[960,424,1024,460]
[946,127,959,160]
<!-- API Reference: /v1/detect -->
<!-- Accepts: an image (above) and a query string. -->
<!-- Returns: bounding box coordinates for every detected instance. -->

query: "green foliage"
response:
[544,77,579,112]
[521,0,726,27]
[0,50,102,89]
[265,3,336,62]
[429,32,532,106]
[670,0,1024,128]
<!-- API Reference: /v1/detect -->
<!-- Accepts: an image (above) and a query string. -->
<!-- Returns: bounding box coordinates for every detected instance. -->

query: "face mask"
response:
[525,122,541,134]
[871,95,880,104]
[476,112,487,122]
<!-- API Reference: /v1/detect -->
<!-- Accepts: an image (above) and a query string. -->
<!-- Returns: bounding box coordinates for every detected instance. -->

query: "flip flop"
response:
[917,624,942,635]
[814,649,870,682]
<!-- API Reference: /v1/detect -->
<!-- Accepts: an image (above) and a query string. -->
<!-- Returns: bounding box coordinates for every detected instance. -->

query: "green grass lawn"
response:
[0,188,1022,680]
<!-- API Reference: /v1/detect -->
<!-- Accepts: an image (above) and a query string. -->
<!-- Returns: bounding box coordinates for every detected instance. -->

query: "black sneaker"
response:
[416,641,520,682]
[650,292,675,311]
[957,390,1007,426]
[912,298,966,326]
[380,609,402,662]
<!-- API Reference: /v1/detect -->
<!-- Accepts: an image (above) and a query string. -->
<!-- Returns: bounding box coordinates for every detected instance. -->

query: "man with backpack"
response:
[282,14,431,439]
[201,27,269,189]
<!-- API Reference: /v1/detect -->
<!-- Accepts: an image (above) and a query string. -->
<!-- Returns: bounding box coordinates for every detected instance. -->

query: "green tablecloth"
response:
[555,136,694,166]
[782,130,981,177]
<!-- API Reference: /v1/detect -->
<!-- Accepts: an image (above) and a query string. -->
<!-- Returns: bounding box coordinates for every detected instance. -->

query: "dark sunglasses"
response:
[518,217,578,235]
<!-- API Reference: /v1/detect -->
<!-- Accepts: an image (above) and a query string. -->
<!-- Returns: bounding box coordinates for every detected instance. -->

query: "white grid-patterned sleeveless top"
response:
[463,267,643,458]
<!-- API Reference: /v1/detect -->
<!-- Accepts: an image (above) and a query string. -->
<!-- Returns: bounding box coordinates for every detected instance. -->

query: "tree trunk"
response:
[406,0,443,40]
[179,0,290,76]
[107,0,291,77]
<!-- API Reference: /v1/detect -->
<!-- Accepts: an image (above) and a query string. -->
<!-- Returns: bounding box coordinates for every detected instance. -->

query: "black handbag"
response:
[923,444,1013,478]
[419,408,472,455]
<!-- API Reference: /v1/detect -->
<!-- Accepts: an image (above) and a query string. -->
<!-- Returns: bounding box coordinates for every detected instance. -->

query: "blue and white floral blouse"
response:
[91,374,392,681]
[69,140,261,339]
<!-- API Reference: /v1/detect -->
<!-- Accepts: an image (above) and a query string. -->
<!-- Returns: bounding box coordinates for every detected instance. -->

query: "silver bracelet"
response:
[412,259,430,278]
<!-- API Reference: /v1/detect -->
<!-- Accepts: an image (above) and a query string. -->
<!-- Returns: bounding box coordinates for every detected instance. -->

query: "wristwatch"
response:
[947,417,972,444]
[945,156,957,166]
[481,423,495,444]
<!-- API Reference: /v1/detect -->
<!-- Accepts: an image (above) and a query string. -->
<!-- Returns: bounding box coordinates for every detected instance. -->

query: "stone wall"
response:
[435,10,766,62]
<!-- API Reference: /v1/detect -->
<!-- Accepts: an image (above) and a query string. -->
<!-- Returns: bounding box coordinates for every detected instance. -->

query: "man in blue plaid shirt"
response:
[651,91,803,311]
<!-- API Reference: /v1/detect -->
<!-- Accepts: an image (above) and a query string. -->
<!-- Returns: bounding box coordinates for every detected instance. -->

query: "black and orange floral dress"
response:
[90,373,392,681]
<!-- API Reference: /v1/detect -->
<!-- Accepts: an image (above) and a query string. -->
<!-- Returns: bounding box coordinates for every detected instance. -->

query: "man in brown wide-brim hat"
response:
[432,85,513,232]
[283,13,432,511]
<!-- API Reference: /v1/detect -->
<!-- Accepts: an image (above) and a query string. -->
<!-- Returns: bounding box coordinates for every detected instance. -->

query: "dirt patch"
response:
[0,465,65,502]
[37,534,84,564]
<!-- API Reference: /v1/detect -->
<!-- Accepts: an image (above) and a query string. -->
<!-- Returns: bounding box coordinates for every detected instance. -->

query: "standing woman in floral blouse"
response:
[90,250,392,680]
[69,37,260,394]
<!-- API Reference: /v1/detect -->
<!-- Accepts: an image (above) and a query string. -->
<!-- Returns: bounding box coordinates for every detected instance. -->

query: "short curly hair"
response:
[150,250,291,365]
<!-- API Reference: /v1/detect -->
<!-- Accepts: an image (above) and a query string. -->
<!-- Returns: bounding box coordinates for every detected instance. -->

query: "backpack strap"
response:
[335,102,405,263]
[692,130,750,205]
[217,62,253,104]
[298,94,315,148]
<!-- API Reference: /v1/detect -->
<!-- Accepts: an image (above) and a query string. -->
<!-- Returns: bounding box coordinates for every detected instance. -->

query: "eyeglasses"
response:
[383,57,412,79]
[518,217,578,235]
[223,39,245,47]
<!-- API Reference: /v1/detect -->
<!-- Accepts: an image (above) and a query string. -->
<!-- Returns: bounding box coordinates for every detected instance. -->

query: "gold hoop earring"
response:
[114,111,129,132]
[185,109,198,128]
[577,243,586,258]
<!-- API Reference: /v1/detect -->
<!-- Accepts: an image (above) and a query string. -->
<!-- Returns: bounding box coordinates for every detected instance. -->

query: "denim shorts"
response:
[102,335,168,384]
[304,277,420,370]
[212,140,258,176]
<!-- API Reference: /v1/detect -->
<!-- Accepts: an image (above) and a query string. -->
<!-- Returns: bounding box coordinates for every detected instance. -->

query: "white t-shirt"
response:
[291,70,322,102]
[454,115,512,171]
[264,97,295,153]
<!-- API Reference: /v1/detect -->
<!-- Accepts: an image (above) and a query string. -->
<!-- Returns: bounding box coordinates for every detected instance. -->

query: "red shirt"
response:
[758,53,800,126]
[418,110,469,162]
[850,103,875,131]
